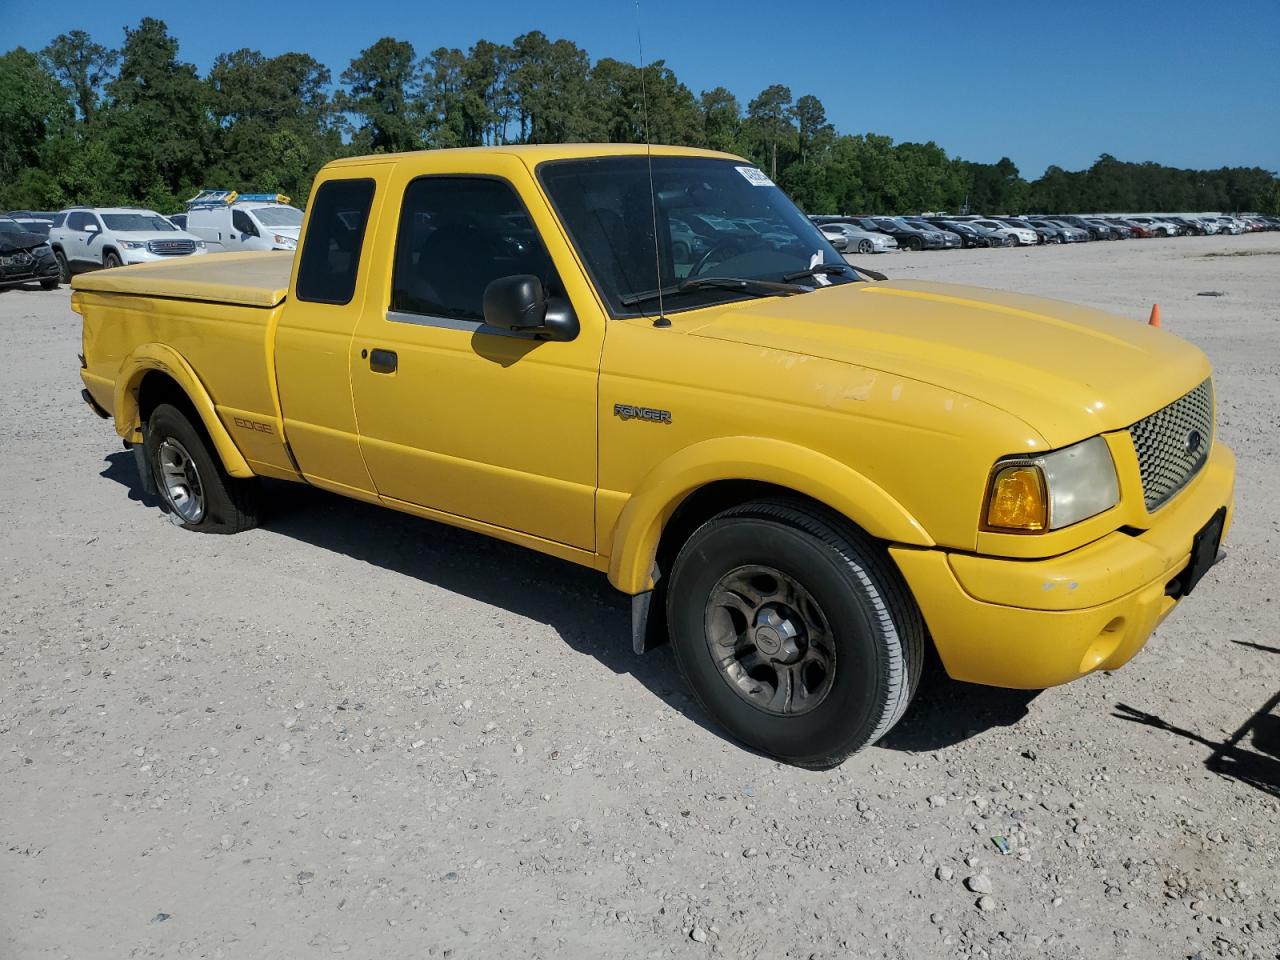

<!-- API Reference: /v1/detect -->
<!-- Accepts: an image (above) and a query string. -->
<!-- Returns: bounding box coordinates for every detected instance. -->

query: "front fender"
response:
[113,343,254,479]
[606,436,933,594]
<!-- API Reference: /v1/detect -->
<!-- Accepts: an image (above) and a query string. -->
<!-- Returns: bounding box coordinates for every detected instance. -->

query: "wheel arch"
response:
[606,437,933,596]
[113,344,254,479]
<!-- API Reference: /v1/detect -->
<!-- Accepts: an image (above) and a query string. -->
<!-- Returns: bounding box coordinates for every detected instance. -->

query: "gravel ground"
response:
[2,234,1278,960]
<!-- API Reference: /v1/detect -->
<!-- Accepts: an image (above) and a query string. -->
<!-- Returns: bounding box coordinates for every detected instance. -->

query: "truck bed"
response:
[70,251,293,308]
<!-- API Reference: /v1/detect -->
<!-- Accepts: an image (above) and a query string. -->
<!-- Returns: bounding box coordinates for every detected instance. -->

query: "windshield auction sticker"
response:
[735,166,775,187]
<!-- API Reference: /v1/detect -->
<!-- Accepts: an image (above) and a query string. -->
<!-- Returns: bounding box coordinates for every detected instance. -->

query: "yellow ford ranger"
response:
[74,145,1234,766]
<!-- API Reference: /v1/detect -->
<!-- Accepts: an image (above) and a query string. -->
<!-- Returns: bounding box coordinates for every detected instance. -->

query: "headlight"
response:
[121,240,147,249]
[273,234,297,248]
[984,436,1119,532]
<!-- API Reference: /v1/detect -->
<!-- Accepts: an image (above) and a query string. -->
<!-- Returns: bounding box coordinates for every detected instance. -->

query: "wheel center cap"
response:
[753,607,803,663]
[754,626,781,655]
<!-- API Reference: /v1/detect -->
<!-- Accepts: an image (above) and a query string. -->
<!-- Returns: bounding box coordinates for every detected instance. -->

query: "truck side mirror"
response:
[482,275,579,342]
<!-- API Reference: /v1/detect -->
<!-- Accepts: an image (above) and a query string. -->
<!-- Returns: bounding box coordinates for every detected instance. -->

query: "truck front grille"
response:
[1128,378,1214,511]
[147,239,196,256]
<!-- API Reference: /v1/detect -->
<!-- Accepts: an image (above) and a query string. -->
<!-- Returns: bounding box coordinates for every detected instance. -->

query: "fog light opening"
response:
[1080,617,1126,672]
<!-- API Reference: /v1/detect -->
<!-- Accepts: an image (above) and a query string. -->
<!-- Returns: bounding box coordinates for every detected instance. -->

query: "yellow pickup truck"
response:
[74,144,1234,766]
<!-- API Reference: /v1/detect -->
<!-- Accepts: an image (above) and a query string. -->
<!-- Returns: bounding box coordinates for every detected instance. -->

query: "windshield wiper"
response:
[783,262,887,283]
[620,276,798,307]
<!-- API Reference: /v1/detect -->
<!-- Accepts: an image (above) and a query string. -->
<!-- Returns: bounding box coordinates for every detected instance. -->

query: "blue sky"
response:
[3,0,1277,177]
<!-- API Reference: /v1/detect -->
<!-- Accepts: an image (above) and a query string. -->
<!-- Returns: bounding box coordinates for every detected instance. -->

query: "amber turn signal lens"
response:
[986,465,1048,531]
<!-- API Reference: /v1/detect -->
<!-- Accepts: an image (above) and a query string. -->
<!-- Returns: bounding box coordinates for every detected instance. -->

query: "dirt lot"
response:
[3,234,1278,960]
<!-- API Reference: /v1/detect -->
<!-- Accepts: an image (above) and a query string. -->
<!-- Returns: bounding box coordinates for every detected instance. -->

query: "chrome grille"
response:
[147,239,196,256]
[1128,379,1214,511]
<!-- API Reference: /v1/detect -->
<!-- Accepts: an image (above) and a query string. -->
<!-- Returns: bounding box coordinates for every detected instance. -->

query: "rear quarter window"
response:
[296,178,376,305]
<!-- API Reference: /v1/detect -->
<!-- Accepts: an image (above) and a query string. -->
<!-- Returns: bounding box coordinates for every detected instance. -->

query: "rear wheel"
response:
[54,249,70,281]
[666,500,924,767]
[144,403,260,534]
[104,251,123,269]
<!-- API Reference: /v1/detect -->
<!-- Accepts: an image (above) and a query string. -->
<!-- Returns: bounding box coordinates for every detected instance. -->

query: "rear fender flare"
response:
[606,436,933,595]
[113,343,254,478]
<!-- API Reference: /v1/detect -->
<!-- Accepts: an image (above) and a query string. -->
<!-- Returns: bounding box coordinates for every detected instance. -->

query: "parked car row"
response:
[2,192,302,282]
[810,211,1279,252]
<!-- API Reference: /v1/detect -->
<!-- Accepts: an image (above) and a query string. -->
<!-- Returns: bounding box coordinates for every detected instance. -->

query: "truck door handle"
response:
[369,349,397,374]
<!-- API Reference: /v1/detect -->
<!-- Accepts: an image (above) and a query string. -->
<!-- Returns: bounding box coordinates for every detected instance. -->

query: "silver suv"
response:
[49,207,207,278]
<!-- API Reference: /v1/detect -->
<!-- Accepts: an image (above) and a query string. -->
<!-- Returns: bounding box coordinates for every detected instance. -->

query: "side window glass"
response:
[232,209,256,235]
[296,179,375,305]
[390,177,556,323]
[68,212,86,230]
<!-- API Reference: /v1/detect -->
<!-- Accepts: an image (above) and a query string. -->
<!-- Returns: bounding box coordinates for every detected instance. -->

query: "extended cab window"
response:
[296,178,375,305]
[390,177,556,323]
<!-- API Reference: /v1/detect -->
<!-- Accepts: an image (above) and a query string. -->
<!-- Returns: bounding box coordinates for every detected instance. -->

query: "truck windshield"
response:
[251,206,303,227]
[539,156,851,317]
[101,213,175,232]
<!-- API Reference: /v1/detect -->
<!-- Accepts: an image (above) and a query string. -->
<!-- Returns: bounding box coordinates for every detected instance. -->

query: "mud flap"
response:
[631,580,670,654]
[128,437,157,497]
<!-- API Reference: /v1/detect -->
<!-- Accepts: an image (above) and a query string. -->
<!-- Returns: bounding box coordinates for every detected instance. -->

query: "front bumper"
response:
[891,441,1235,689]
[0,251,60,287]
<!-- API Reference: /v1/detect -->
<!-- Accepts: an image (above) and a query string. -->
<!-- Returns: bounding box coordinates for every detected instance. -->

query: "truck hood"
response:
[684,279,1209,448]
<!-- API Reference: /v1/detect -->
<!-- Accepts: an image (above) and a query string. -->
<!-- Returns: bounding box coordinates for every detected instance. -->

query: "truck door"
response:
[274,174,384,498]
[348,159,603,551]
[232,208,267,251]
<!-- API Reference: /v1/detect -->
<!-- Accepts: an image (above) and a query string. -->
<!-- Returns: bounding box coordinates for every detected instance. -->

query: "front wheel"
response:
[857,239,873,255]
[144,403,260,534]
[666,500,925,767]
[907,236,923,252]
[104,251,123,269]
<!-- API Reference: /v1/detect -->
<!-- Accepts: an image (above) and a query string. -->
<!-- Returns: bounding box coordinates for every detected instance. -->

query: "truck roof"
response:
[321,143,745,169]
[71,251,293,308]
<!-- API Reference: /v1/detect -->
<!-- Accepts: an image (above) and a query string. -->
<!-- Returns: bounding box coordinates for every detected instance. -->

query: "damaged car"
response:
[0,216,61,291]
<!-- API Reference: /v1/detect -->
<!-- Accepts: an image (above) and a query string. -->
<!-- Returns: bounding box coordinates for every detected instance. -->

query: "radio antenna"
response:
[635,0,670,327]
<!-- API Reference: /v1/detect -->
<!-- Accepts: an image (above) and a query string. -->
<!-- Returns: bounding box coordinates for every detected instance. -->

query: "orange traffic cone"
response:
[1148,303,1161,327]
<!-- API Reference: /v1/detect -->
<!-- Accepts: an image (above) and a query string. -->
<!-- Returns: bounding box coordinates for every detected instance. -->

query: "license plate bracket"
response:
[1181,506,1227,597]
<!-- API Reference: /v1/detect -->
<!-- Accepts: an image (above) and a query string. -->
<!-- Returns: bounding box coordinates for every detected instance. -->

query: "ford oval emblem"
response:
[1186,429,1203,456]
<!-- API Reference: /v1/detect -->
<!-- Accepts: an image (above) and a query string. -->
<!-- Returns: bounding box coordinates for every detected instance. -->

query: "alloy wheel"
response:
[703,564,837,716]
[156,437,206,524]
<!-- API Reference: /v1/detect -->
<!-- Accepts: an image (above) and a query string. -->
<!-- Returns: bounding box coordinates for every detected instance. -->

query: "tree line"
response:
[2,18,1277,216]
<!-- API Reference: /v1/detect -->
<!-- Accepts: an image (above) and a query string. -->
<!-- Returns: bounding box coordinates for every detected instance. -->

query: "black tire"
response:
[907,236,922,252]
[54,249,70,282]
[104,251,123,269]
[40,278,60,291]
[672,240,690,263]
[144,403,260,534]
[665,499,925,767]
[857,239,873,255]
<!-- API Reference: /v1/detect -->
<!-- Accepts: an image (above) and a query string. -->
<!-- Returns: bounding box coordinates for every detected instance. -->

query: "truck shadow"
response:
[100,451,1040,757]
[877,660,1041,752]
[101,453,719,736]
